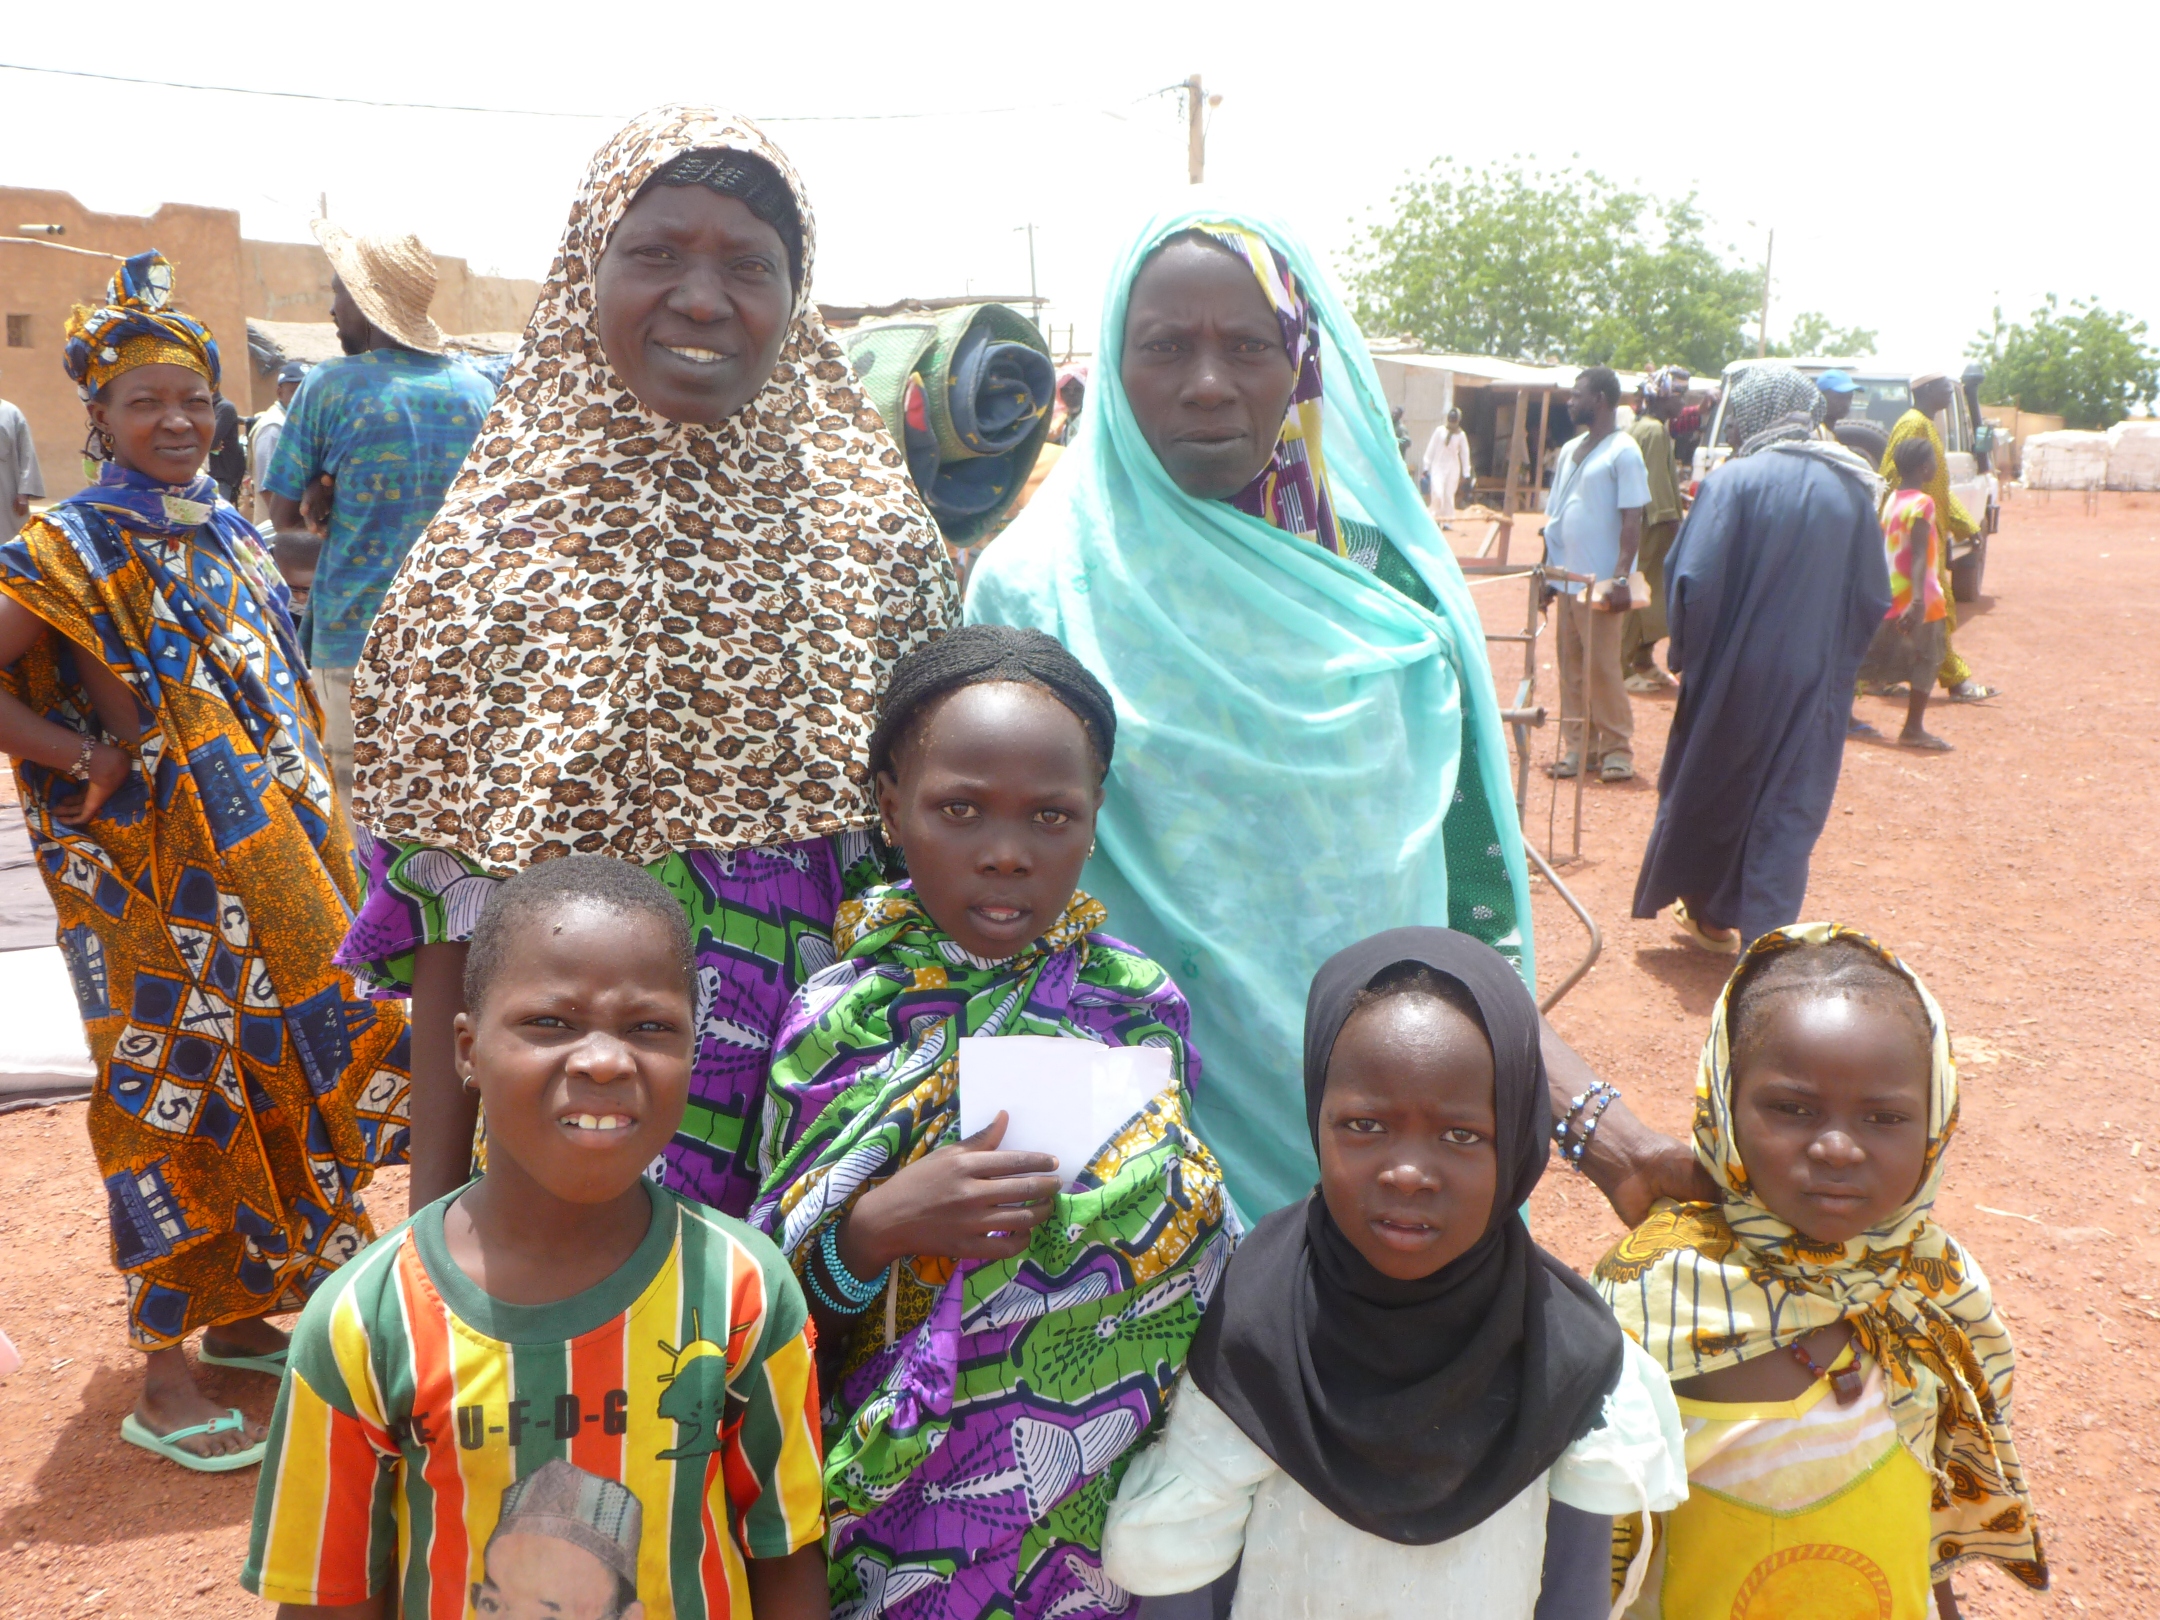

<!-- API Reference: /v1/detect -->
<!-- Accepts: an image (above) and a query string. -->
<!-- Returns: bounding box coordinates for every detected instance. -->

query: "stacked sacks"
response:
[847,304,1056,568]
[2020,429,2110,489]
[2105,420,2160,491]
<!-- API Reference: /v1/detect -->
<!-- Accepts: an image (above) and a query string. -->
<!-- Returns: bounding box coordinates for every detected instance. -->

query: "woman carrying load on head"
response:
[0,252,410,1471]
[341,106,959,1217]
[967,206,1708,1224]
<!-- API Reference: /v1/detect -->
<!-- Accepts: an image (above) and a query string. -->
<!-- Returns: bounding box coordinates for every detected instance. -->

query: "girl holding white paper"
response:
[746,624,1231,1620]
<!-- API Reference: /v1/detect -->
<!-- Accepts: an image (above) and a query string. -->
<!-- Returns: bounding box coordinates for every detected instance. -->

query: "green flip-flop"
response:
[120,1408,266,1472]
[198,1343,289,1378]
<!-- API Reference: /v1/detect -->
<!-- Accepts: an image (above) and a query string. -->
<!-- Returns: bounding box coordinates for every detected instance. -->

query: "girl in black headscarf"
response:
[1101,929,1686,1620]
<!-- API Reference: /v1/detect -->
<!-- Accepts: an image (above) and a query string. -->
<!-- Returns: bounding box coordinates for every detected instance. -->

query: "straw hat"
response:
[311,219,446,355]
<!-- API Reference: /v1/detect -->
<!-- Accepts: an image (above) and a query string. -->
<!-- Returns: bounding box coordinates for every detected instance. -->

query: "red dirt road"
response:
[1,492,2156,1617]
[1510,490,2160,1618]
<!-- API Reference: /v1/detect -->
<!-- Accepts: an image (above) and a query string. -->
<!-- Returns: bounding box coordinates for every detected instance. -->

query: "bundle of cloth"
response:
[848,303,1056,558]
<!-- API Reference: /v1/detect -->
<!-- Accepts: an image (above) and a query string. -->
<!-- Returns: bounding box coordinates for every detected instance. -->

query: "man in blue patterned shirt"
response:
[266,222,496,804]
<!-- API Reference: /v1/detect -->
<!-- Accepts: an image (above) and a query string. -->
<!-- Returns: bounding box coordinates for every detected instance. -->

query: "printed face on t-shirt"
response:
[474,1530,644,1620]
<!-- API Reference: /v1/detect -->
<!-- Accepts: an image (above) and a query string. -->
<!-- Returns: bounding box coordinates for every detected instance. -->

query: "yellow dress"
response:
[1625,1346,1935,1620]
[1880,412,1974,688]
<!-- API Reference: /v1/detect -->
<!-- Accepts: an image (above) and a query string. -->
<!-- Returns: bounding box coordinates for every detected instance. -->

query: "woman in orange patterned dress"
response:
[0,252,408,1470]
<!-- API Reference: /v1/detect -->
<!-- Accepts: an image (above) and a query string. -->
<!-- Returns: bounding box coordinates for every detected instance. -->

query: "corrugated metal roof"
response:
[1370,352,1682,392]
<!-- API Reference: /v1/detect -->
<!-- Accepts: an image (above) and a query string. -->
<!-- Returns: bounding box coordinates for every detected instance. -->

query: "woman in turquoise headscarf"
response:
[966,208,1529,1218]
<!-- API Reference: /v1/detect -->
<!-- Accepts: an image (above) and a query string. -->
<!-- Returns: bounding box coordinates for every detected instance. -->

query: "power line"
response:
[0,60,1052,123]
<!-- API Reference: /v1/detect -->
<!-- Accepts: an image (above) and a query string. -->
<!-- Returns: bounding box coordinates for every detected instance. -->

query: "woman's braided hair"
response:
[642,147,804,291]
[867,624,1116,782]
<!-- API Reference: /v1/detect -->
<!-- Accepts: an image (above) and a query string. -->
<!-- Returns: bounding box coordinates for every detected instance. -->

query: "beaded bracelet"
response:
[1549,1081,1612,1156]
[1551,1081,1620,1172]
[803,1258,856,1317]
[818,1221,890,1309]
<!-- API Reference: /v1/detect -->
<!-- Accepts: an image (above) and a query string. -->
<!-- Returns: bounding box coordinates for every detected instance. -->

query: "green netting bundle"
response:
[846,303,1055,547]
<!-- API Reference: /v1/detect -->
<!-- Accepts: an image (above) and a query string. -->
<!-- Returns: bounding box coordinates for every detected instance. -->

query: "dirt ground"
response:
[1,490,2156,1618]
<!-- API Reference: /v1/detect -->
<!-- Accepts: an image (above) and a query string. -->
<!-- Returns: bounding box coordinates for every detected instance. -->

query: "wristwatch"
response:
[66,735,94,781]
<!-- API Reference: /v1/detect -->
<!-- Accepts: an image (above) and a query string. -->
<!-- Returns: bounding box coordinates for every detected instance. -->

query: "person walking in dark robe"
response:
[1632,366,1891,952]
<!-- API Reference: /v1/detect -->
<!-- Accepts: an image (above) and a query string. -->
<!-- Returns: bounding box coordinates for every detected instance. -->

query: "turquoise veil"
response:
[966,201,1533,1217]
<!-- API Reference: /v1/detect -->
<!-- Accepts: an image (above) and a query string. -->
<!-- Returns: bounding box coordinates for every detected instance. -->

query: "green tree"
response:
[1581,197,1763,375]
[1770,311,1878,358]
[1345,160,1862,372]
[1969,295,2158,429]
[1343,160,1641,360]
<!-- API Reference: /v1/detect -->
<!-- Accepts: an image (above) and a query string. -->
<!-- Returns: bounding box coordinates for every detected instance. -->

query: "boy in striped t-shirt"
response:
[244,858,828,1619]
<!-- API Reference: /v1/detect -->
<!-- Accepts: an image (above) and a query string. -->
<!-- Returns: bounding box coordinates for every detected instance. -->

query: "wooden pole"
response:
[1502,387,1529,514]
[1532,387,1553,508]
[1187,75,1205,184]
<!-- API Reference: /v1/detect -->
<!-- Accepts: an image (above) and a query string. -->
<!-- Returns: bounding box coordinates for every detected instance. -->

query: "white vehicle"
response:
[1692,358,2001,600]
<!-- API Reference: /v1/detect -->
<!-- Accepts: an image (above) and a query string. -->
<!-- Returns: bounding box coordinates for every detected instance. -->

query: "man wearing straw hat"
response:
[264,222,495,805]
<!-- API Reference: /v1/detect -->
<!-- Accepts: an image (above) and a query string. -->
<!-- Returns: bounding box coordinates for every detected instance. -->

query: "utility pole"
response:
[1756,227,1774,358]
[1015,223,1041,332]
[1186,74,1205,184]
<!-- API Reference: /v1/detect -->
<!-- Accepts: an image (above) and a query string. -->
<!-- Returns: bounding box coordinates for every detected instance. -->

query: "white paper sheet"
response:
[957,1035,1172,1182]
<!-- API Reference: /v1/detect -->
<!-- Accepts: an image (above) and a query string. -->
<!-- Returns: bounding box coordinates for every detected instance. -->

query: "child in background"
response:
[1858,437,1952,751]
[747,624,1230,1620]
[1596,925,2047,1619]
[1101,928,1687,1620]
[245,857,827,1620]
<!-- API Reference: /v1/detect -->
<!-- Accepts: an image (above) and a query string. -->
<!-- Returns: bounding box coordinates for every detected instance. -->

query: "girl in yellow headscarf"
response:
[0,251,408,1472]
[1595,924,2044,1618]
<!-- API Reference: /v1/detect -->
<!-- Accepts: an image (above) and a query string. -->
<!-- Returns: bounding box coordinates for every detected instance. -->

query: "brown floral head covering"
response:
[351,105,957,872]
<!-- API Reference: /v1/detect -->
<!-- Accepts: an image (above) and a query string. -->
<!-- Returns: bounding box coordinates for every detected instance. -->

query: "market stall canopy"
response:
[1370,349,1683,396]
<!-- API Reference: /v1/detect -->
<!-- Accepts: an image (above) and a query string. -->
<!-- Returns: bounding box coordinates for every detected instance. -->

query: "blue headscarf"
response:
[62,250,221,402]
[966,202,1533,1217]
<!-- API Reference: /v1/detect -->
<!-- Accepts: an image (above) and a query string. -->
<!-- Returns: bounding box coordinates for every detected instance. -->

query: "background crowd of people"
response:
[0,101,2046,1620]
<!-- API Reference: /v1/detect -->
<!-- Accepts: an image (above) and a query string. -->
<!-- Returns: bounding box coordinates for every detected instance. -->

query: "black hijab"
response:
[1184,927,1626,1545]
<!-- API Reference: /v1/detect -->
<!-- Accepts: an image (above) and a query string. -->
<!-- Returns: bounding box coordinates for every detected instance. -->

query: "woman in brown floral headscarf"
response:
[341,106,959,1213]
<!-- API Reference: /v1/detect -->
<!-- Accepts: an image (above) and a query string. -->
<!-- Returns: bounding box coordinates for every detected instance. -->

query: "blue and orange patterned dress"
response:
[1,466,409,1349]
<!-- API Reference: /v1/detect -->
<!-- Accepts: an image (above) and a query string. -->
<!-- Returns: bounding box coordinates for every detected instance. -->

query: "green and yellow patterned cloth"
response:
[747,884,1230,1618]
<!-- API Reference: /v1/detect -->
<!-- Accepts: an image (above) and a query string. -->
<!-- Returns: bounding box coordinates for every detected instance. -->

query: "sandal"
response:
[1672,899,1742,956]
[1624,669,1676,694]
[1895,732,1953,752]
[1599,755,1635,782]
[1848,718,1883,739]
[120,1408,267,1473]
[198,1342,289,1378]
[1546,754,1582,779]
[1944,679,2000,704]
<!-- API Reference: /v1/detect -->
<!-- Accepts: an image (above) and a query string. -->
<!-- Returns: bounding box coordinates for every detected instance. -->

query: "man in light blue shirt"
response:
[1542,366,1650,780]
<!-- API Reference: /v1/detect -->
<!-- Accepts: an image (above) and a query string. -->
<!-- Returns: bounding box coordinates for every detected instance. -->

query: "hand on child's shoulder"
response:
[1593,1198,1732,1287]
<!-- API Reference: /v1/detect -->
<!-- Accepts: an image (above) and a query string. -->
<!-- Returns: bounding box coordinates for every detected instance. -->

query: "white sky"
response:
[4,0,2154,372]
